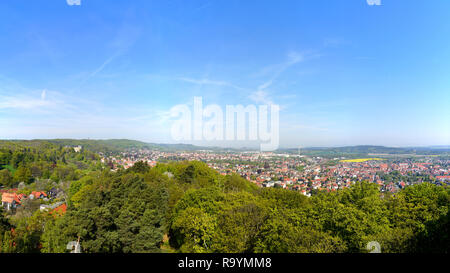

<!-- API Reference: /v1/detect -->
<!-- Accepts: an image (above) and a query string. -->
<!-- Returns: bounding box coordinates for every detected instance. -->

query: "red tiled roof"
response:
[1,192,22,204]
[51,203,67,216]
[31,191,47,199]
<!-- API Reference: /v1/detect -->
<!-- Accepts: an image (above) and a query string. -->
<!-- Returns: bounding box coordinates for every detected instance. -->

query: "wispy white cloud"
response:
[80,19,141,85]
[248,90,274,105]
[257,51,303,91]
[88,52,121,79]
[0,94,51,109]
[0,88,64,110]
[0,74,175,141]
[285,123,329,132]
[193,1,213,13]
[0,76,93,114]
[178,77,247,91]
[176,52,304,108]
[247,51,304,106]
[323,37,349,48]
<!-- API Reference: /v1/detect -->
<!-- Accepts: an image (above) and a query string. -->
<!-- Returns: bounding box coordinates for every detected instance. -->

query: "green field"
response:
[340,158,383,163]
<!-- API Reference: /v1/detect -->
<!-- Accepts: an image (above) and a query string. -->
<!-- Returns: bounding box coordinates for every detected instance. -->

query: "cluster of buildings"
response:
[1,188,66,213]
[1,190,47,211]
[102,149,450,196]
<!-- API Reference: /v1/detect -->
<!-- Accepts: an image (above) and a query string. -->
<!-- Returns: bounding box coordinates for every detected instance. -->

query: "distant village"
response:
[2,146,448,215]
[102,149,450,197]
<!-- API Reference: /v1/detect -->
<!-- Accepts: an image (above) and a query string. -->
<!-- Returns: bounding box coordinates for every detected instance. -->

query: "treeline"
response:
[0,140,101,187]
[166,162,449,253]
[46,139,156,154]
[46,139,206,153]
[0,159,448,253]
[281,145,450,157]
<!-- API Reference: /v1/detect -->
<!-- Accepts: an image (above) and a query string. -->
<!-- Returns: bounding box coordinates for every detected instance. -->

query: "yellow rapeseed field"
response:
[339,158,383,163]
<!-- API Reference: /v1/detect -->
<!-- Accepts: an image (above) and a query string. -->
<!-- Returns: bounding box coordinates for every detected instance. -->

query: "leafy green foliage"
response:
[0,169,13,187]
[59,171,169,253]
[0,141,447,253]
[170,178,449,253]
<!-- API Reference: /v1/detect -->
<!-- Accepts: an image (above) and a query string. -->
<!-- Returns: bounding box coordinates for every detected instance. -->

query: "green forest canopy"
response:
[0,140,448,253]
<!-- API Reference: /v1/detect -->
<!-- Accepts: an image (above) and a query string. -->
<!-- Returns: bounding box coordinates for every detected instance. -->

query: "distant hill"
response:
[280,145,450,157]
[42,139,230,153]
[0,139,243,153]
[49,139,167,151]
[1,140,449,156]
[42,139,198,153]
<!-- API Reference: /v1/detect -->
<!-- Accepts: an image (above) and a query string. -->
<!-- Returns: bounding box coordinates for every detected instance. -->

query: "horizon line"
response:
[1,138,449,150]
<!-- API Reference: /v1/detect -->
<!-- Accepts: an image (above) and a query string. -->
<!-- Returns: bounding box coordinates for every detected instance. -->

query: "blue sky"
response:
[0,0,449,148]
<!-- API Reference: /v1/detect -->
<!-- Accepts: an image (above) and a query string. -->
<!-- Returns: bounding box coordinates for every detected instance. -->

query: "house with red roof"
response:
[30,191,47,200]
[51,203,67,216]
[2,192,23,211]
[436,176,450,182]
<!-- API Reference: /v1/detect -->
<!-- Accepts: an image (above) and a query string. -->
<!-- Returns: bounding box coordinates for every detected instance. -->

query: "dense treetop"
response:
[0,141,448,253]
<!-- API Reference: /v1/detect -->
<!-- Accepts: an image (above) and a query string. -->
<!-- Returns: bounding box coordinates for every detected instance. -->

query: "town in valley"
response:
[102,146,450,196]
